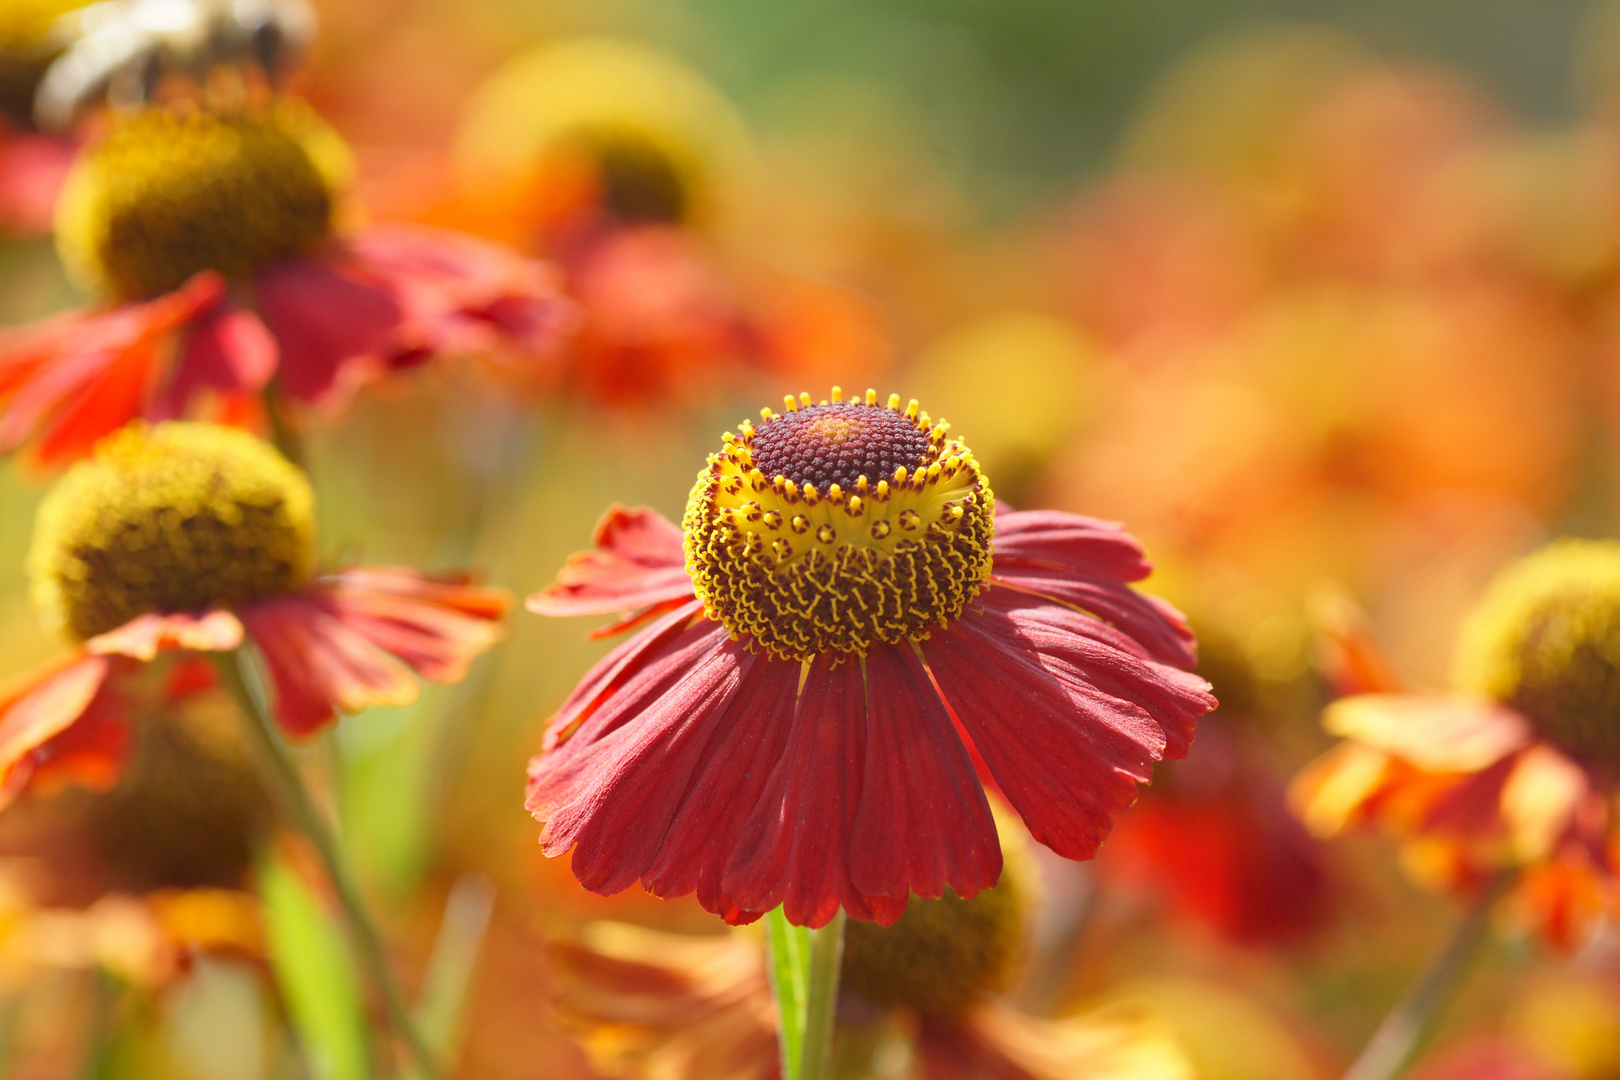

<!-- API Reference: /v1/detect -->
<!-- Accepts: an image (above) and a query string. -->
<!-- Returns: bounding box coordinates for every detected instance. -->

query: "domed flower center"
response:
[1454,540,1620,773]
[841,875,1025,1017]
[561,129,690,225]
[30,422,317,641]
[55,104,340,300]
[683,389,995,662]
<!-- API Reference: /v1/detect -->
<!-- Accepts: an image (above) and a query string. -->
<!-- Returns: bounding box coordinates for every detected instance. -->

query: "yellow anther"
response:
[876,480,890,500]
[865,388,878,405]
[899,509,920,530]
[800,392,814,408]
[927,463,942,481]
[828,483,843,501]
[803,484,819,506]
[848,495,863,517]
[816,524,836,544]
[831,386,843,403]
[886,393,901,410]
[905,399,920,421]
[783,395,799,413]
[762,510,782,530]
[871,520,891,539]
[790,515,809,534]
[760,407,775,421]
[895,466,908,484]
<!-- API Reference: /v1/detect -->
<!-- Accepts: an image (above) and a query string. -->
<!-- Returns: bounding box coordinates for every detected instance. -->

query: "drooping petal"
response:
[239,594,419,737]
[16,687,131,800]
[722,658,889,927]
[922,587,1214,862]
[527,505,694,623]
[0,273,222,464]
[526,624,748,894]
[254,254,402,409]
[86,610,245,661]
[0,654,113,803]
[640,652,801,922]
[543,599,706,753]
[991,508,1197,669]
[315,568,507,683]
[849,643,1001,903]
[1323,694,1531,773]
[153,300,278,420]
[340,224,574,360]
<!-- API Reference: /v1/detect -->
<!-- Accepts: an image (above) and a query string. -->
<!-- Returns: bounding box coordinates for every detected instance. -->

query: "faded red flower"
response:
[0,100,571,467]
[526,388,1214,926]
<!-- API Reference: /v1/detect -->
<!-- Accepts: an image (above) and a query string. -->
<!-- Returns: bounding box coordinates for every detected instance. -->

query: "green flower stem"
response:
[213,651,447,1080]
[1342,872,1513,1080]
[799,909,847,1080]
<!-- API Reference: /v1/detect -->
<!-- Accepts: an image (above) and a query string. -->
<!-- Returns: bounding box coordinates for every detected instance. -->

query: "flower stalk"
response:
[213,650,448,1080]
[766,907,846,1080]
[1342,872,1513,1080]
[800,910,846,1080]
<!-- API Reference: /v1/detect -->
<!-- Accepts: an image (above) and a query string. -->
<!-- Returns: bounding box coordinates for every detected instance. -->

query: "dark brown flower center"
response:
[750,401,931,493]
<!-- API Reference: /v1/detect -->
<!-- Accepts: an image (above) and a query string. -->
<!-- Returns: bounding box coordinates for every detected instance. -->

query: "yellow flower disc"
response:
[1454,539,1620,770]
[683,388,994,662]
[55,102,347,300]
[841,856,1027,1017]
[30,422,317,641]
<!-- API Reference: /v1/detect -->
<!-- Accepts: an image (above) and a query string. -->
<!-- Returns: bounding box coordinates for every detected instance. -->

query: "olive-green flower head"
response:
[30,422,316,641]
[1454,539,1620,769]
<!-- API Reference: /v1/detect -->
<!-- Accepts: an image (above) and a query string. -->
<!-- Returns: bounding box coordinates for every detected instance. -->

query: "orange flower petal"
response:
[86,610,245,661]
[0,653,112,800]
[1324,693,1530,772]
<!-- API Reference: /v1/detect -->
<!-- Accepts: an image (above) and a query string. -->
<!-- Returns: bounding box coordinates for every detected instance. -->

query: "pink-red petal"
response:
[154,300,278,420]
[528,505,694,620]
[86,610,245,661]
[254,255,402,409]
[316,568,507,683]
[239,594,419,737]
[922,588,1214,862]
[849,643,1001,903]
[0,654,112,802]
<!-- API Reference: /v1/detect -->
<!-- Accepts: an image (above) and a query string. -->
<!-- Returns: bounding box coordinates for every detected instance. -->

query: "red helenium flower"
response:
[0,102,572,467]
[527,388,1215,926]
[0,422,508,807]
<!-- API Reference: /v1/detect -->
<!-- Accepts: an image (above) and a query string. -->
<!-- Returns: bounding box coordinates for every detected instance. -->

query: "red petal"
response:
[922,588,1214,862]
[155,300,278,419]
[991,509,1196,669]
[0,654,110,798]
[86,610,244,661]
[0,275,222,465]
[240,595,418,737]
[528,505,694,620]
[848,643,1001,903]
[316,568,507,683]
[342,224,573,360]
[638,652,801,916]
[543,599,705,752]
[722,658,898,926]
[526,626,746,894]
[254,255,402,409]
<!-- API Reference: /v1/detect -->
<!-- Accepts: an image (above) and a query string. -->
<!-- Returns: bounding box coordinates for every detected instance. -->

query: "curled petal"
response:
[87,610,245,661]
[528,505,694,622]
[918,1001,1194,1080]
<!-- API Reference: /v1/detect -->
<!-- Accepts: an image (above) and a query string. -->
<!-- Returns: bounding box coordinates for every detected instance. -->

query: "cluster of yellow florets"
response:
[54,102,350,300]
[29,422,317,641]
[1453,539,1620,769]
[683,388,994,662]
